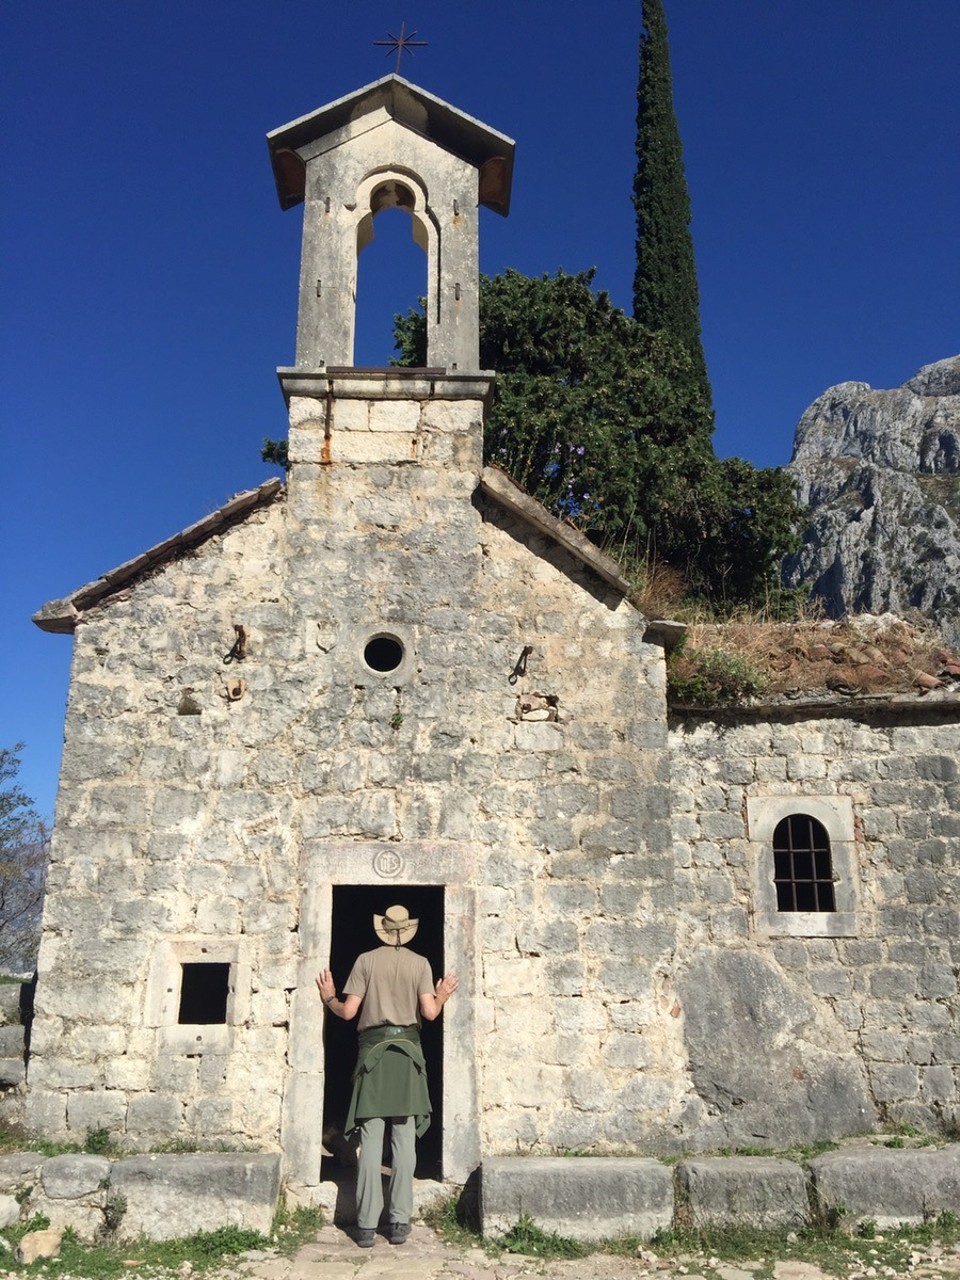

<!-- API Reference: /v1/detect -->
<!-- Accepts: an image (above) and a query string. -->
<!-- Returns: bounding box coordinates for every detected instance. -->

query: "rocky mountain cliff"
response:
[784,355,960,645]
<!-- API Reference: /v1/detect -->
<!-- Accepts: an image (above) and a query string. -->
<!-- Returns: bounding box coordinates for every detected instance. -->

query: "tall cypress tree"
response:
[633,0,712,412]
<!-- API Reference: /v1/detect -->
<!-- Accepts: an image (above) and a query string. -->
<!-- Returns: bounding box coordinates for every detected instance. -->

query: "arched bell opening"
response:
[352,172,438,368]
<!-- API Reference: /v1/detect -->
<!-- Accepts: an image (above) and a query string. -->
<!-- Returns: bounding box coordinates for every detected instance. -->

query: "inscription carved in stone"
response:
[373,848,405,879]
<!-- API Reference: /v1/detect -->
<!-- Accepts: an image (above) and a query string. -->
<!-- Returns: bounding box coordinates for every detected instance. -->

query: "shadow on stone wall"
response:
[677,949,877,1148]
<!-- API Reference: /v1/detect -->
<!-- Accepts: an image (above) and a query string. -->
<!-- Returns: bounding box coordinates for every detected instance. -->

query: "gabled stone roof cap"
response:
[33,479,283,635]
[267,75,515,215]
[36,468,648,635]
[479,465,635,600]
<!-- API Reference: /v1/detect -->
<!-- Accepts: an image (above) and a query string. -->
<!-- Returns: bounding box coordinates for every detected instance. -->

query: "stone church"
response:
[28,76,960,1204]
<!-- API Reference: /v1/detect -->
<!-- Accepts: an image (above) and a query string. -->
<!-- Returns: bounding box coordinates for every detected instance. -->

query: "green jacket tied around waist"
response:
[345,1025,432,1137]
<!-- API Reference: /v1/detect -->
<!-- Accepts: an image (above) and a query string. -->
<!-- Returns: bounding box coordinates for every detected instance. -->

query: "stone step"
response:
[809,1145,960,1228]
[481,1156,673,1242]
[17,1152,281,1241]
[481,1146,960,1241]
[677,1156,810,1228]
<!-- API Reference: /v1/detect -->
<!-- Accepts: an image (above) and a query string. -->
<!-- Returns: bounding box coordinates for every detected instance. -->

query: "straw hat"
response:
[373,904,419,946]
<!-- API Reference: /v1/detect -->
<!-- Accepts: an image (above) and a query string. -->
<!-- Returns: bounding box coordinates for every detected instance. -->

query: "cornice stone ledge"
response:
[277,367,496,405]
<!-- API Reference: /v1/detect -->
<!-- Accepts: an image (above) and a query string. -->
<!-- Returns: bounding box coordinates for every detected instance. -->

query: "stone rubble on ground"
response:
[14,1225,63,1263]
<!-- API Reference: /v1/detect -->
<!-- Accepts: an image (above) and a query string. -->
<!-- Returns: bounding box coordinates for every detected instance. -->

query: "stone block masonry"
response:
[1,1144,955,1243]
[28,375,684,1188]
[112,1153,281,1240]
[0,982,29,1114]
[676,1156,810,1229]
[27,406,960,1168]
[28,70,960,1201]
[481,1155,674,1242]
[670,708,960,1148]
[808,1145,960,1229]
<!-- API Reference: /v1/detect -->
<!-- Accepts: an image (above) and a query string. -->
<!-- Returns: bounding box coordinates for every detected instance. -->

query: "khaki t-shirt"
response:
[344,945,435,1032]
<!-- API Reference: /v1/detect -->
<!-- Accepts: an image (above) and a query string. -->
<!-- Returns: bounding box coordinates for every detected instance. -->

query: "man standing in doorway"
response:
[317,904,458,1248]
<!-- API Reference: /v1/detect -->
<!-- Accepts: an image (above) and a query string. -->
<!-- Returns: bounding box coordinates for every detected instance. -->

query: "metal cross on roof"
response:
[374,22,428,73]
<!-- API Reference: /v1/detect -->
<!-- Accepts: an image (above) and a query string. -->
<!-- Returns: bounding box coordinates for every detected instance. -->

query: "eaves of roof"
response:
[267,74,516,216]
[33,468,676,647]
[32,479,284,635]
[479,464,638,599]
[670,689,960,719]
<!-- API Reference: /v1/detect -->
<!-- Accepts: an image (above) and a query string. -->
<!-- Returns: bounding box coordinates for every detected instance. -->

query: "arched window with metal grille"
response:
[772,814,836,913]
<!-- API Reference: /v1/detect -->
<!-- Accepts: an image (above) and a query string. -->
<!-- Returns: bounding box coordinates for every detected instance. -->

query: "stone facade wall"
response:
[30,79,960,1189]
[669,709,960,1148]
[28,383,683,1185]
[29,499,292,1149]
[32,382,960,1177]
[469,497,682,1157]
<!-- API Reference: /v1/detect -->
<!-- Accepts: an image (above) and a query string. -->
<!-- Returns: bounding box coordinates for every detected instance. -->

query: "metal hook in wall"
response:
[223,625,247,664]
[508,645,534,686]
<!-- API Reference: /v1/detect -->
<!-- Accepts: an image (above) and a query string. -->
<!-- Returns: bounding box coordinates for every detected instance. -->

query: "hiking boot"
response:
[389,1222,411,1245]
[356,1228,375,1248]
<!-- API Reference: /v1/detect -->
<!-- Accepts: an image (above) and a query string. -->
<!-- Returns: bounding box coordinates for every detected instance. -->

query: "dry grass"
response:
[630,561,688,620]
[671,612,960,705]
[686,609,960,701]
[622,555,960,705]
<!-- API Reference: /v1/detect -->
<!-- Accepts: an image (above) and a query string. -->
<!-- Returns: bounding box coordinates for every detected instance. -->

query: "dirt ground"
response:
[221,1224,960,1280]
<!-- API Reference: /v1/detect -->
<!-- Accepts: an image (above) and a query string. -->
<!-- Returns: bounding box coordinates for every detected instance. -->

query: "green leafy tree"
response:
[633,0,711,412]
[0,745,49,973]
[260,438,289,470]
[395,270,802,608]
[667,456,804,608]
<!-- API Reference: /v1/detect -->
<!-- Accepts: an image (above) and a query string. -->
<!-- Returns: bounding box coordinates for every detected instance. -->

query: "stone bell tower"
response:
[264,81,515,1192]
[267,74,514,372]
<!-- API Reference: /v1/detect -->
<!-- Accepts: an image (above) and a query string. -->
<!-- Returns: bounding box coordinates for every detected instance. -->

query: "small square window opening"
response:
[178,962,230,1024]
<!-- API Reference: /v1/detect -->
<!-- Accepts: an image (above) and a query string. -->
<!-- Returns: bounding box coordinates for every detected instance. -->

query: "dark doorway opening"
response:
[323,885,445,1181]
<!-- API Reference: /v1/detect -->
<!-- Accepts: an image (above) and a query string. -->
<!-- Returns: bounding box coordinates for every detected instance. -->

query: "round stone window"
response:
[363,634,405,674]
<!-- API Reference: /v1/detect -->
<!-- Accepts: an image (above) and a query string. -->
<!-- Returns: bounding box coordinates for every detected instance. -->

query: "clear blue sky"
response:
[2,1,958,817]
